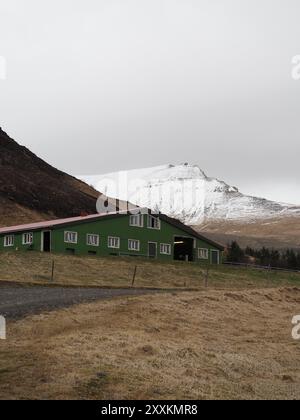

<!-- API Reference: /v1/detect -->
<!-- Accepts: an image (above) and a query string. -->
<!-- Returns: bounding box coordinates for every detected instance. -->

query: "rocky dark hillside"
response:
[0,127,100,227]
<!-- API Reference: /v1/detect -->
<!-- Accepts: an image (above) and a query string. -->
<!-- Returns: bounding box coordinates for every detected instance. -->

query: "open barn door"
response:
[173,237,194,262]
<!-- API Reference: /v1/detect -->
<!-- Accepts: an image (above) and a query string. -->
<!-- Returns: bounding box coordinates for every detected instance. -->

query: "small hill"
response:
[195,217,300,250]
[0,127,100,227]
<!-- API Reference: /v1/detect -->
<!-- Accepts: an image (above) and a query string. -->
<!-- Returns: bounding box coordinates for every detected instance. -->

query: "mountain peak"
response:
[80,163,300,225]
[148,163,208,183]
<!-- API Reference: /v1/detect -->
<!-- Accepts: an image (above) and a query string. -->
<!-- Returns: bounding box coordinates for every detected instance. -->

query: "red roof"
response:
[0,211,129,235]
[0,209,224,250]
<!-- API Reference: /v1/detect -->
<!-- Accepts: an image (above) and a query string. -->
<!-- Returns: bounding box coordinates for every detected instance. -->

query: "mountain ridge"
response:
[80,163,300,225]
[0,127,100,227]
[80,163,300,249]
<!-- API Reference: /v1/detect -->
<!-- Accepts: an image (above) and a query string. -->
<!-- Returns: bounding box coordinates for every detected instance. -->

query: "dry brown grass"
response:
[1,287,300,400]
[1,251,300,290]
[0,196,51,228]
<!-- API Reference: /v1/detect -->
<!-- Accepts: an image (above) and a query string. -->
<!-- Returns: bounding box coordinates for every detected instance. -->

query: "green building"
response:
[0,210,223,264]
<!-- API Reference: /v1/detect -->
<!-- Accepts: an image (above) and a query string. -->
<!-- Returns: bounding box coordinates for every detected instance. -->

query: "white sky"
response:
[0,0,300,204]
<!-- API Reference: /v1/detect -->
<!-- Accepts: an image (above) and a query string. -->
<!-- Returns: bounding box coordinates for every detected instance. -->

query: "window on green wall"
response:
[22,232,33,245]
[160,243,171,255]
[128,239,140,251]
[198,248,209,259]
[86,234,100,247]
[129,214,143,227]
[108,236,120,249]
[4,235,14,247]
[64,231,78,244]
[147,215,161,230]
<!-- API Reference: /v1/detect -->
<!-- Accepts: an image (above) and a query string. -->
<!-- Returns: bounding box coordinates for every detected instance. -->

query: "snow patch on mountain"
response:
[79,164,300,225]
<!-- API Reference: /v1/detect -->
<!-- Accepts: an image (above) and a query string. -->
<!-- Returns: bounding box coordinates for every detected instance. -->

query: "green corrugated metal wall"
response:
[0,214,222,264]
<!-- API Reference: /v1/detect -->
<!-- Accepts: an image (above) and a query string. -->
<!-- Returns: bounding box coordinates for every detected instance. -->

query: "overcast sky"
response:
[0,0,300,204]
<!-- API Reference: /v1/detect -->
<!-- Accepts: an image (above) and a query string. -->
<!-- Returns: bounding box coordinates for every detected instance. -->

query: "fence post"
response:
[204,267,209,288]
[51,260,55,282]
[132,266,137,287]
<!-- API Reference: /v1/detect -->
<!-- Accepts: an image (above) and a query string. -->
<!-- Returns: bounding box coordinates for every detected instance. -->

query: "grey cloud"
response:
[0,0,299,203]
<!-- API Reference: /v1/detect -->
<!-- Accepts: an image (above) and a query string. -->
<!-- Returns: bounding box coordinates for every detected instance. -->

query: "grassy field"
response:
[1,251,300,290]
[1,251,300,400]
[1,286,300,399]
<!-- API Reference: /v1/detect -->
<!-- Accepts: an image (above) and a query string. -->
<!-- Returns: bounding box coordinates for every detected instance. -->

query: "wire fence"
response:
[1,252,300,291]
[223,261,300,273]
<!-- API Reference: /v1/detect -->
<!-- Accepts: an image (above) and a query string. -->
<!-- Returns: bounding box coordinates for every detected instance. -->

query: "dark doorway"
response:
[173,237,194,262]
[42,231,51,252]
[148,242,157,258]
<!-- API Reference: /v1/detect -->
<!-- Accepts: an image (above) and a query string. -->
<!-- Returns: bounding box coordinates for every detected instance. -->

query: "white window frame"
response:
[64,231,78,244]
[22,232,33,245]
[86,234,100,247]
[129,214,144,227]
[4,235,14,247]
[160,243,171,255]
[147,215,161,230]
[198,248,209,260]
[108,236,120,249]
[128,239,140,252]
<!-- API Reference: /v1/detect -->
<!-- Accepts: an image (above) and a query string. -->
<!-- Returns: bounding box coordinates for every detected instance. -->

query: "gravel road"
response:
[0,283,157,319]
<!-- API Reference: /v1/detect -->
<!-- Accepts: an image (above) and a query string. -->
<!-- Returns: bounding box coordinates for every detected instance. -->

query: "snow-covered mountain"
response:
[79,164,300,225]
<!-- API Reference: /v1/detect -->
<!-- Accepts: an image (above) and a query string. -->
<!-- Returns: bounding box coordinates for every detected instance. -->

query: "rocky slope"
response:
[0,127,101,227]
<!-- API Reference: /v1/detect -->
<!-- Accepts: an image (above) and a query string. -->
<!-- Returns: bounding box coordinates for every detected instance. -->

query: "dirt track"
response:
[0,283,157,319]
